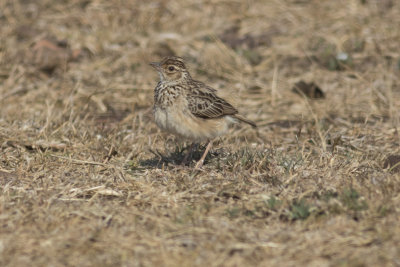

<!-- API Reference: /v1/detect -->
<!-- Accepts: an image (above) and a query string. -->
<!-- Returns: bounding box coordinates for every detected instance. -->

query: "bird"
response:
[150,56,256,168]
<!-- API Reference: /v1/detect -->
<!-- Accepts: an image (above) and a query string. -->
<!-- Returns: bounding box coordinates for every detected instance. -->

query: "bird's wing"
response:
[192,80,217,93]
[187,82,238,119]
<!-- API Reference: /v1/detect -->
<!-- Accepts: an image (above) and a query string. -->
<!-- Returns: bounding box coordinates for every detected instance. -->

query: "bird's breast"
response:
[154,84,183,108]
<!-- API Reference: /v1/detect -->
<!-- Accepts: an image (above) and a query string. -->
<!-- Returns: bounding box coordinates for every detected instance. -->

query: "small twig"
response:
[49,154,109,166]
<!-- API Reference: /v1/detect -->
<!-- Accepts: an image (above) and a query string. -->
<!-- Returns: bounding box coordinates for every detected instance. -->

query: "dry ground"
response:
[1,0,400,266]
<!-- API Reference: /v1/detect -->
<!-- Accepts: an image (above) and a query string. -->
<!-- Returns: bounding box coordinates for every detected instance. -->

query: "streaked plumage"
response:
[150,56,256,168]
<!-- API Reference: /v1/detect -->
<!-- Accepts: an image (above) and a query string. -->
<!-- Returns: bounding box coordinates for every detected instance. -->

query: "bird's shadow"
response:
[138,144,219,169]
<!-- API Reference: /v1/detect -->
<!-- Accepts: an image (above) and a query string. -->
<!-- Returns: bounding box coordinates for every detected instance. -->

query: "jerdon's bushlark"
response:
[150,56,256,168]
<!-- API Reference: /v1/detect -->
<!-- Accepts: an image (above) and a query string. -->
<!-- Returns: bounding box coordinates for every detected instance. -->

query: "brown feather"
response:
[232,114,257,128]
[187,85,238,119]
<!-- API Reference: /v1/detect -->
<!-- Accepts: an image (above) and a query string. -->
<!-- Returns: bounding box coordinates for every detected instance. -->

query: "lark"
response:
[150,56,256,168]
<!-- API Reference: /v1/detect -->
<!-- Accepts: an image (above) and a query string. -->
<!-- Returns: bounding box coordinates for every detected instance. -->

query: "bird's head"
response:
[150,56,191,83]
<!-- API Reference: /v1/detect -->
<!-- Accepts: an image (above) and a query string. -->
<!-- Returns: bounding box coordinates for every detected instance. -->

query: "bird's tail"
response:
[233,114,257,128]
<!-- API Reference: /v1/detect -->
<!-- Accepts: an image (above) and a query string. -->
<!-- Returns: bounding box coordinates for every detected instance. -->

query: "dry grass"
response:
[1,0,400,266]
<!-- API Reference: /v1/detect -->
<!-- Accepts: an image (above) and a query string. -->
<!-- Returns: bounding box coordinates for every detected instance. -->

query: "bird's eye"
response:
[168,66,175,71]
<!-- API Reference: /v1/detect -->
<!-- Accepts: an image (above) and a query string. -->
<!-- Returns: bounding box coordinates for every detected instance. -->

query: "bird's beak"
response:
[149,62,161,70]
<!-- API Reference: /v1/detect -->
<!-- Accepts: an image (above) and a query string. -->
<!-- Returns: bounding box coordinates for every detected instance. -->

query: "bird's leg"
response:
[195,140,213,169]
[181,143,195,166]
